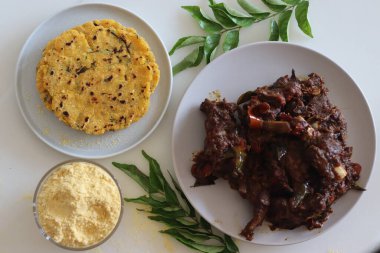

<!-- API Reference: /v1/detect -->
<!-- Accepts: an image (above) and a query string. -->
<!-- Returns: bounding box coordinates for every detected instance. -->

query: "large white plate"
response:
[15,3,172,159]
[172,42,375,245]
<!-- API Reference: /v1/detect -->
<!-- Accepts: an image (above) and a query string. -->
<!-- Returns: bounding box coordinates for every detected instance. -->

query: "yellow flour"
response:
[36,162,122,248]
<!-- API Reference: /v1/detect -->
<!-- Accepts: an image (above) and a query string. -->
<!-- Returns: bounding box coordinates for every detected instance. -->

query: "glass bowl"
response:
[33,160,124,251]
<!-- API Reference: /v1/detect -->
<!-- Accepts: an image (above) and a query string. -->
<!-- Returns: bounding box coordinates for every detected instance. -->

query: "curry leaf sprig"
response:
[171,0,313,75]
[112,151,239,253]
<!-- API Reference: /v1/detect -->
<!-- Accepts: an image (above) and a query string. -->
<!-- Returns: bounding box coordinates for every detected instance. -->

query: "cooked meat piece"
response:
[191,71,362,240]
[191,99,247,186]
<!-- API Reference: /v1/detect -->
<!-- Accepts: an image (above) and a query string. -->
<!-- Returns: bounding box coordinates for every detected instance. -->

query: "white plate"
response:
[15,3,172,159]
[172,42,375,245]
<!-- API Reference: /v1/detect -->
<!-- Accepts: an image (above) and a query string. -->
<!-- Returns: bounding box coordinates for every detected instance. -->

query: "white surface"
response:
[172,42,375,245]
[16,3,172,159]
[0,0,379,253]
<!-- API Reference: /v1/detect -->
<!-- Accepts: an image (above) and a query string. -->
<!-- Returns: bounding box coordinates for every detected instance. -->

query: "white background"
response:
[0,0,379,253]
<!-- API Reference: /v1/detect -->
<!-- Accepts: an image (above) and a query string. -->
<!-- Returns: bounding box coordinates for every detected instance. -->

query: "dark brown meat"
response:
[191,99,247,186]
[191,71,362,240]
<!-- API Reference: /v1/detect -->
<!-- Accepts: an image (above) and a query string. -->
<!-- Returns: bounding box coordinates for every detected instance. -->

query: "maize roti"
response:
[36,19,160,135]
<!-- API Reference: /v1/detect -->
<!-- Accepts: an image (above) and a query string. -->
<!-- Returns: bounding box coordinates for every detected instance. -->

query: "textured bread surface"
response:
[36,19,160,135]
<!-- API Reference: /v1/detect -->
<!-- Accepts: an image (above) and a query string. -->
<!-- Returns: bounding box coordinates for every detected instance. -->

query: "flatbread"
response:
[36,19,160,135]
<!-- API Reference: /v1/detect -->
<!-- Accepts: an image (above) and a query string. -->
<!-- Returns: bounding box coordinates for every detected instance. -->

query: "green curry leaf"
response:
[169,36,206,55]
[269,19,279,41]
[295,1,313,37]
[261,0,287,12]
[204,34,221,63]
[237,0,270,19]
[113,152,240,253]
[182,6,224,34]
[223,30,239,52]
[278,9,293,41]
[171,0,313,75]
[282,0,301,5]
[172,46,204,75]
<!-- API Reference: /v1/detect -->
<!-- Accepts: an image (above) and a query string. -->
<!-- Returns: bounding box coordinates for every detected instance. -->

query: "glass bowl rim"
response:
[33,159,124,251]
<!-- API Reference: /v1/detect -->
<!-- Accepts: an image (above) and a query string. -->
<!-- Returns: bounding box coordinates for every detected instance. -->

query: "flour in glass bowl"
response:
[35,161,122,249]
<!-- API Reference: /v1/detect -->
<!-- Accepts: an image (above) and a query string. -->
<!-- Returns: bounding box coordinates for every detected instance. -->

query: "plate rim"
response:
[15,2,173,159]
[171,41,376,245]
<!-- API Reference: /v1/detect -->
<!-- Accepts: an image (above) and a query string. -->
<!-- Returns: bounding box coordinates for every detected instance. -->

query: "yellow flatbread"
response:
[36,19,160,135]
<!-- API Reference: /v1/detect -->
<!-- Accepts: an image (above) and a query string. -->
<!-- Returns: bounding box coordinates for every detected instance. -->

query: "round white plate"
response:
[16,3,172,159]
[172,42,375,245]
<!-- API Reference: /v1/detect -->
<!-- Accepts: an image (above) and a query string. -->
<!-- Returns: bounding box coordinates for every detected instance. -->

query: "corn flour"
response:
[36,161,122,248]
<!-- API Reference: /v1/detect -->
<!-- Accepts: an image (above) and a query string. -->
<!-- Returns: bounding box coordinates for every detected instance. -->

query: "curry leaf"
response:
[114,152,241,253]
[149,169,163,193]
[269,19,279,41]
[182,6,224,34]
[150,207,188,218]
[223,30,239,52]
[150,192,166,202]
[282,0,301,5]
[237,0,270,19]
[261,0,287,12]
[165,227,224,242]
[161,231,225,253]
[169,172,196,217]
[224,4,252,18]
[295,1,313,37]
[162,206,183,211]
[224,235,239,252]
[142,150,165,183]
[143,150,165,192]
[162,228,211,243]
[177,216,199,226]
[172,1,314,75]
[210,46,219,62]
[169,36,206,55]
[194,46,206,66]
[149,215,191,228]
[164,181,180,205]
[112,162,150,193]
[209,4,237,27]
[124,196,167,208]
[209,3,243,18]
[200,216,212,231]
[204,34,221,63]
[210,3,255,27]
[172,46,204,75]
[278,9,293,41]
[228,16,255,27]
